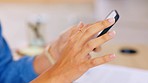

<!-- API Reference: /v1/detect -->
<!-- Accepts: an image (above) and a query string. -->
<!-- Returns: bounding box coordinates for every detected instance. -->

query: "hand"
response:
[49,22,85,61]
[33,22,86,74]
[31,18,116,83]
[49,22,102,62]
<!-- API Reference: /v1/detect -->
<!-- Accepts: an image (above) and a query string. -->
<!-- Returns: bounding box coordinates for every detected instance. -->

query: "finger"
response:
[66,22,86,48]
[69,23,95,45]
[81,24,93,32]
[94,46,102,52]
[86,54,116,68]
[67,23,93,53]
[69,22,85,37]
[76,24,92,36]
[59,22,84,44]
[77,21,85,29]
[80,31,116,57]
[60,21,84,38]
[78,18,115,47]
[84,24,92,28]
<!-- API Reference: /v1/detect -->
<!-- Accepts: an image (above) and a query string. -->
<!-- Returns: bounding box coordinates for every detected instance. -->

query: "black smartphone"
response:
[97,10,119,37]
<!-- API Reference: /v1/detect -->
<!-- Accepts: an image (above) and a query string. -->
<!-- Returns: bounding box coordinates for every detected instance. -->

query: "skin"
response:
[33,22,85,74]
[33,21,102,74]
[33,21,86,74]
[31,18,116,83]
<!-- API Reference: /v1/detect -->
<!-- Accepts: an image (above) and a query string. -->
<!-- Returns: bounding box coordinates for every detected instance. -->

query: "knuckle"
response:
[100,56,108,63]
[103,55,110,62]
[85,29,93,35]
[100,20,109,28]
[90,59,97,66]
[86,41,94,50]
[90,58,108,67]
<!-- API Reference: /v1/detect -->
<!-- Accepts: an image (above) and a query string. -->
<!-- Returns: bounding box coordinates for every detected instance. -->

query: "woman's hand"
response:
[33,22,94,74]
[33,22,85,74]
[31,18,116,83]
[49,22,102,61]
[49,22,84,61]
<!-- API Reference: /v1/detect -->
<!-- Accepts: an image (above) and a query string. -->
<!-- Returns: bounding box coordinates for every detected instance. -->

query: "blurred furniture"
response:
[92,43,148,70]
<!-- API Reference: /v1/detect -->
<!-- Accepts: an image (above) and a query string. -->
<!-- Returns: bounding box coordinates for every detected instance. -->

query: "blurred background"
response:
[0,0,148,82]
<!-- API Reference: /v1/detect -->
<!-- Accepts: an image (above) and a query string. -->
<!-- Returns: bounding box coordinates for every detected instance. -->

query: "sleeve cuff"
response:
[19,56,38,83]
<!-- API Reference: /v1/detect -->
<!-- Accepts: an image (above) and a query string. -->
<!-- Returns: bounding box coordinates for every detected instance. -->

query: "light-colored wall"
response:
[1,0,148,49]
[95,0,148,45]
[0,0,93,4]
[0,3,94,49]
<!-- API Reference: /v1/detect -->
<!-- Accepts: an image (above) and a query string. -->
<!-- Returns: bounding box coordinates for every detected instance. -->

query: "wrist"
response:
[46,72,71,83]
[33,52,52,75]
[45,45,56,65]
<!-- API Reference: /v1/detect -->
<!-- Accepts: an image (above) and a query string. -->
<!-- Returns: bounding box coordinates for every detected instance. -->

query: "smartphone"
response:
[97,10,119,37]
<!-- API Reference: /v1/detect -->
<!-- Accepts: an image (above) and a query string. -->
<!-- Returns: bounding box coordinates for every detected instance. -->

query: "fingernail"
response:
[108,18,115,23]
[109,31,116,37]
[109,54,116,60]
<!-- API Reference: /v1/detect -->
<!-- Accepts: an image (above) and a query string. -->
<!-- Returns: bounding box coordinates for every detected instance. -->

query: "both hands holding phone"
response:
[31,10,120,83]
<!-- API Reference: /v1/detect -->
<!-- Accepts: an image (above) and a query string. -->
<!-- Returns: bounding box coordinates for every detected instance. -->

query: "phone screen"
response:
[97,10,119,37]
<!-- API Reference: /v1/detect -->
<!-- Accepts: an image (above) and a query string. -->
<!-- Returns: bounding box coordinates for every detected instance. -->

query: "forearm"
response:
[33,44,59,75]
[30,67,69,83]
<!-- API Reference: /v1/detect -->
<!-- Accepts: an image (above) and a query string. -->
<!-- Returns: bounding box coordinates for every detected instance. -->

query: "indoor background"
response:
[0,0,148,83]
